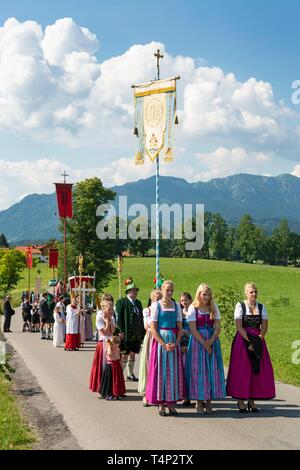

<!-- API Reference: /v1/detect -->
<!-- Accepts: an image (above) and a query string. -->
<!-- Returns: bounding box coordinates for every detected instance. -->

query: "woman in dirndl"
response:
[226,282,275,412]
[89,300,115,393]
[186,283,226,414]
[146,280,184,416]
[138,288,162,406]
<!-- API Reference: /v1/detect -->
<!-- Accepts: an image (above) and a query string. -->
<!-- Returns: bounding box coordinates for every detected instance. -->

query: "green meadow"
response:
[11,257,300,386]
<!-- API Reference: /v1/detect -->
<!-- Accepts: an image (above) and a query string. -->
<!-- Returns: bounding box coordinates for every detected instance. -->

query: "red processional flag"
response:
[49,248,59,268]
[55,183,73,218]
[26,246,33,269]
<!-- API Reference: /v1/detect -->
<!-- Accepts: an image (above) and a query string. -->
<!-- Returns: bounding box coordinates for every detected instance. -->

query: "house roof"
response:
[15,246,42,255]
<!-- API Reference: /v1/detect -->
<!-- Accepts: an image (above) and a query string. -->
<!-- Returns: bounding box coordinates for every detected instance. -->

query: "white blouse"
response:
[234,302,268,320]
[95,310,115,340]
[143,307,152,328]
[187,304,221,322]
[150,301,182,322]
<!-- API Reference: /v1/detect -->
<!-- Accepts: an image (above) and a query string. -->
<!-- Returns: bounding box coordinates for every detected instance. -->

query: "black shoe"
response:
[159,409,167,416]
[181,400,191,407]
[168,408,178,416]
[237,402,248,413]
[127,374,138,382]
[247,401,259,413]
[41,337,46,340]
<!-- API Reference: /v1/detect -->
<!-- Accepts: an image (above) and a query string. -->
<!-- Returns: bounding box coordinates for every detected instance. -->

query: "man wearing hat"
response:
[116,279,144,381]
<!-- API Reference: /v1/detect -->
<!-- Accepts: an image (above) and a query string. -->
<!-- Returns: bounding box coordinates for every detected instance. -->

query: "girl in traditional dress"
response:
[53,295,66,348]
[179,292,193,407]
[186,283,226,414]
[226,282,275,412]
[146,280,184,416]
[138,288,162,407]
[89,300,115,393]
[99,336,126,400]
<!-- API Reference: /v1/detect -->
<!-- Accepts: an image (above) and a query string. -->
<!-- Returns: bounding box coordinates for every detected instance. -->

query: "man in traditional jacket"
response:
[3,295,15,333]
[116,280,144,381]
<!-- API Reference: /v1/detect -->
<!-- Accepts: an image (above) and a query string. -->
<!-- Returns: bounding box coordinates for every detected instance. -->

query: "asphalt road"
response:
[2,309,300,450]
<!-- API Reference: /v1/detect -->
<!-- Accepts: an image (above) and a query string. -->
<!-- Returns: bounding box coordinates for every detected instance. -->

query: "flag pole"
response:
[28,243,31,297]
[154,49,163,288]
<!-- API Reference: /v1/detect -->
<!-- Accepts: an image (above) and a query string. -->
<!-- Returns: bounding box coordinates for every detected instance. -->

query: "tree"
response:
[0,249,26,295]
[235,215,264,263]
[210,213,228,259]
[58,178,117,291]
[271,219,291,265]
[0,234,9,248]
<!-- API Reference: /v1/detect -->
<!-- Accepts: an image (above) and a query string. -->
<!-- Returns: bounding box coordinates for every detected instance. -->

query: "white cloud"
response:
[0,16,298,156]
[0,16,300,211]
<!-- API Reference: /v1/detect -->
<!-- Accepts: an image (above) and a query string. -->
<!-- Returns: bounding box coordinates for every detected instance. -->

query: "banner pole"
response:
[64,218,67,289]
[156,155,160,288]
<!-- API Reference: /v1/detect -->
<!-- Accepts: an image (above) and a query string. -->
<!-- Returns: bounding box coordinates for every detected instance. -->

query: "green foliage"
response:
[0,234,9,248]
[215,283,243,343]
[58,178,117,291]
[210,213,228,259]
[270,296,291,308]
[0,353,15,382]
[0,249,26,296]
[235,214,266,263]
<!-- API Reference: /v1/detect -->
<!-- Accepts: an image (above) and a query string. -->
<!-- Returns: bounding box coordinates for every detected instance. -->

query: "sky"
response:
[1,0,300,210]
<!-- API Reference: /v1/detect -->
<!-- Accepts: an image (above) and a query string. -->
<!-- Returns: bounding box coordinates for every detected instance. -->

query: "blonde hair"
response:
[193,283,215,320]
[244,282,258,295]
[150,288,162,303]
[161,280,174,291]
[107,335,120,347]
[100,300,113,311]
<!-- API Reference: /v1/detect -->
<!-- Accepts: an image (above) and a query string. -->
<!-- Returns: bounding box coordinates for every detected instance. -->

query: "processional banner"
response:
[55,183,73,218]
[133,78,177,164]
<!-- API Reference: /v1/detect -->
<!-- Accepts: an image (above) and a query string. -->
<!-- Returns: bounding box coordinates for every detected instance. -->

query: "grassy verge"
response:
[0,348,35,450]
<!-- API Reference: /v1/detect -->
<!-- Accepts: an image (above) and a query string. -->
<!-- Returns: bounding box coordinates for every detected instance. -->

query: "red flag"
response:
[55,183,73,218]
[49,249,59,268]
[26,247,33,269]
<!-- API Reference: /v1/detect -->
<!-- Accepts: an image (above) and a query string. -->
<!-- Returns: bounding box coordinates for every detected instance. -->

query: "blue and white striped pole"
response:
[156,154,160,288]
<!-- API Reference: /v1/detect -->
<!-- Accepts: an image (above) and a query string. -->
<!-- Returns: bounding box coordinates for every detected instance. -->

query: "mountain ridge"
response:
[1,173,300,243]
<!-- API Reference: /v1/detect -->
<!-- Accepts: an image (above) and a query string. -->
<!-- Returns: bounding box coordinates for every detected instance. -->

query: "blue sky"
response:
[0,0,300,209]
[1,0,298,102]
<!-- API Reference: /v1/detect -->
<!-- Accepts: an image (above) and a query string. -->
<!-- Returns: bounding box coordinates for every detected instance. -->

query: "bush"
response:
[216,283,243,343]
[270,296,290,308]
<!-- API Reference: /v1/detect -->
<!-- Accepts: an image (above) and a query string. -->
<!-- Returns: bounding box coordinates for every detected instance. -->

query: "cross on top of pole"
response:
[154,49,164,81]
[61,170,69,184]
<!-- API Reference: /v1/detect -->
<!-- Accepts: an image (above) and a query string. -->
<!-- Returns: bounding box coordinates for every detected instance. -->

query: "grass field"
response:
[0,375,34,450]
[10,257,300,386]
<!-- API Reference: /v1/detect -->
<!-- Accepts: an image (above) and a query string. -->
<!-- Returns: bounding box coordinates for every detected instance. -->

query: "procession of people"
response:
[3,276,276,416]
[87,277,276,416]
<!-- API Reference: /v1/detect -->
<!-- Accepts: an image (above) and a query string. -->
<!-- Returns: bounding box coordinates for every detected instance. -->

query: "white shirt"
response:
[95,310,115,340]
[55,301,65,314]
[150,301,182,322]
[143,307,152,328]
[234,301,268,320]
[66,305,80,334]
[187,304,221,322]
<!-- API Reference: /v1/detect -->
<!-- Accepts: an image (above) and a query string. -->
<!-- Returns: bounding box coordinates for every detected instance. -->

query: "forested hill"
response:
[0,173,300,243]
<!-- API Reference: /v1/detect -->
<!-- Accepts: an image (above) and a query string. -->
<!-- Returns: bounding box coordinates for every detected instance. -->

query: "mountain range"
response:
[1,173,300,244]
